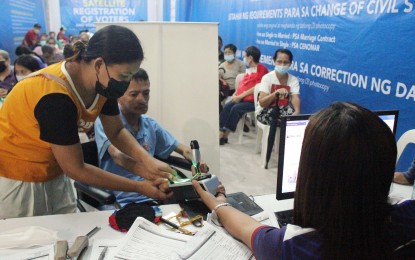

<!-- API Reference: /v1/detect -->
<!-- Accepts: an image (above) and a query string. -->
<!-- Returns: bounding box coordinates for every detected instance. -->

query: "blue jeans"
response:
[220,101,254,132]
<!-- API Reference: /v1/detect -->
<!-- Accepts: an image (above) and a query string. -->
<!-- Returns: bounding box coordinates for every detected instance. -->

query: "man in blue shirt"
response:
[95,68,206,207]
[394,157,415,185]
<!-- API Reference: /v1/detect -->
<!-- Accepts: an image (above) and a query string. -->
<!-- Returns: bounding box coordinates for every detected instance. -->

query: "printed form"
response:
[111,217,254,260]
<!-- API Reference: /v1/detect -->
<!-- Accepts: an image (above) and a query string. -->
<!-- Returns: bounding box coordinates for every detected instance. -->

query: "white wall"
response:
[96,22,220,174]
[45,0,61,34]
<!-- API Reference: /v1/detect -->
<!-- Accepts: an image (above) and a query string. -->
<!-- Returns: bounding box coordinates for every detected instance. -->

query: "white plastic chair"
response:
[254,84,279,168]
[396,129,415,164]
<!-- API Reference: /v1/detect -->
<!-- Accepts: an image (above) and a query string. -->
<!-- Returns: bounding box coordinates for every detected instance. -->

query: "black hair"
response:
[46,37,56,45]
[132,68,149,82]
[294,102,396,259]
[14,54,41,74]
[63,44,74,59]
[223,44,237,54]
[41,45,54,55]
[273,49,293,62]
[67,25,144,65]
[245,46,261,63]
[15,46,32,56]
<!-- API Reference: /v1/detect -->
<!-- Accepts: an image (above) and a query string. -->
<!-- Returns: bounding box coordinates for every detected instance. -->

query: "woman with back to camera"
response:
[194,102,415,259]
[0,25,174,218]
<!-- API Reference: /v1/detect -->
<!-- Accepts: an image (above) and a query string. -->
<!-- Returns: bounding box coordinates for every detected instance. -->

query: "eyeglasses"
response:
[275,60,291,66]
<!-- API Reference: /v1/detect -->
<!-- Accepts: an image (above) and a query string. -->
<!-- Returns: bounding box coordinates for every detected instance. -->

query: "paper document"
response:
[177,222,253,260]
[112,217,254,260]
[112,217,190,260]
[2,245,54,260]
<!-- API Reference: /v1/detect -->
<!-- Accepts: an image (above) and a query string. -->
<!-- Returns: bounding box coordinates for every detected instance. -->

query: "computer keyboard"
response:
[227,192,263,216]
[275,209,294,227]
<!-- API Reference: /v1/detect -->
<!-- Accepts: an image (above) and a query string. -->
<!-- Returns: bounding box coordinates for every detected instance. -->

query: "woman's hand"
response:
[139,178,173,200]
[192,180,227,210]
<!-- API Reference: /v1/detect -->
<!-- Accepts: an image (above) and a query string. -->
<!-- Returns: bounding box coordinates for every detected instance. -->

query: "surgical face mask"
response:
[95,64,130,99]
[0,61,7,73]
[274,65,290,75]
[16,75,25,82]
[243,57,249,67]
[40,40,46,46]
[224,55,234,62]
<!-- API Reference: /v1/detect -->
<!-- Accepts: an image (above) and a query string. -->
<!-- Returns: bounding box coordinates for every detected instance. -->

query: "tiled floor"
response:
[216,123,280,197]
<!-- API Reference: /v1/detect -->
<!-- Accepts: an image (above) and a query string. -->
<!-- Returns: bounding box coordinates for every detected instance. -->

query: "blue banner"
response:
[179,0,415,170]
[60,0,148,36]
[0,0,46,61]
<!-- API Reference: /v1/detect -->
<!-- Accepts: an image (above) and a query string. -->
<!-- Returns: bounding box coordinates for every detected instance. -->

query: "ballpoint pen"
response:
[159,217,193,236]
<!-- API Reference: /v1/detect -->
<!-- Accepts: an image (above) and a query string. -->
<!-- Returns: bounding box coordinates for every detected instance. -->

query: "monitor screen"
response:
[276,110,399,200]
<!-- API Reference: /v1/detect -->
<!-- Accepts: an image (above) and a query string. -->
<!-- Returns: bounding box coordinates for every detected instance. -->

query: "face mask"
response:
[243,57,249,67]
[224,55,234,62]
[0,61,7,73]
[16,75,25,82]
[95,64,130,99]
[275,65,290,75]
[40,40,46,46]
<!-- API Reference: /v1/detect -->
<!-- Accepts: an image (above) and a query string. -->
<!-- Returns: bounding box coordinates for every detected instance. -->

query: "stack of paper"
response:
[95,217,253,260]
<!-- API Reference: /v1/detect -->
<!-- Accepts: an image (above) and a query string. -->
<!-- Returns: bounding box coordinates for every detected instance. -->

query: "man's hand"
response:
[231,95,243,103]
[192,180,227,210]
[275,88,289,98]
[142,157,174,181]
[139,178,173,200]
[393,172,411,185]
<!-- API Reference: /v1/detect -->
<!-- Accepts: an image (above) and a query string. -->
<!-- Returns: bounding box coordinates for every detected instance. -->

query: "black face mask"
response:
[0,61,7,73]
[95,64,130,99]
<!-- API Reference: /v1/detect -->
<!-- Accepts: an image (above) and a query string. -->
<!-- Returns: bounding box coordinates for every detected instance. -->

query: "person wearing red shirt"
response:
[219,46,268,145]
[22,23,41,50]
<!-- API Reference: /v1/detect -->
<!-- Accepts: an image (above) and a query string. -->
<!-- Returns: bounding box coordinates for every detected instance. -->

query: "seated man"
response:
[0,50,16,97]
[394,157,415,185]
[95,68,207,207]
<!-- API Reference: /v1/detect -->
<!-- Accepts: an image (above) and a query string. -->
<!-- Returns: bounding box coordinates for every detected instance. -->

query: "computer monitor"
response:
[276,110,399,200]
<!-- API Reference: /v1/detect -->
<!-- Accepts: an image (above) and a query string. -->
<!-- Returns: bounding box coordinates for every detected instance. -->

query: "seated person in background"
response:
[256,49,301,167]
[194,102,415,259]
[95,68,208,207]
[0,50,16,98]
[15,45,46,69]
[41,45,64,65]
[13,54,42,83]
[46,37,62,52]
[218,44,246,94]
[219,46,268,145]
[394,156,415,185]
[79,31,90,44]
[257,49,300,118]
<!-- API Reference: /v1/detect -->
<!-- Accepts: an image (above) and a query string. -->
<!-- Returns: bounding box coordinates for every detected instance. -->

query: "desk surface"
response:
[0,183,412,258]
